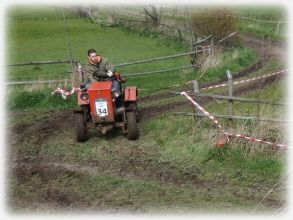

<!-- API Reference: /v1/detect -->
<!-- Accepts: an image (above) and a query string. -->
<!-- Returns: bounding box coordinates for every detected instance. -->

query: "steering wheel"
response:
[93,74,101,81]
[93,74,111,81]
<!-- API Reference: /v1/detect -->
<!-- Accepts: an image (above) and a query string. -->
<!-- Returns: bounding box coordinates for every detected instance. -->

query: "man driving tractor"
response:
[71,48,139,141]
[83,48,124,101]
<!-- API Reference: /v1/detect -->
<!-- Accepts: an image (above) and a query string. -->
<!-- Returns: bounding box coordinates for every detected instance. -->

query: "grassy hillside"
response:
[232,6,287,41]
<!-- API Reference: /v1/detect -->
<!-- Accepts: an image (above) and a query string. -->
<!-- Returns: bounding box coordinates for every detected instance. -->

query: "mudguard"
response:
[124,86,137,101]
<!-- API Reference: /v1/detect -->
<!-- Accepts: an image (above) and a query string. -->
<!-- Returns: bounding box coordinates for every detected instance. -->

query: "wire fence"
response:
[174,70,287,123]
[5,46,213,85]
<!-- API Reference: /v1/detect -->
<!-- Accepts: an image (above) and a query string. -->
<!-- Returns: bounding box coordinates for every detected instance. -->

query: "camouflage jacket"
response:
[83,57,115,83]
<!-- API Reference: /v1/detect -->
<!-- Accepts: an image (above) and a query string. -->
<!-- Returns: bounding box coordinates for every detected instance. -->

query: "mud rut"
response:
[9,34,287,211]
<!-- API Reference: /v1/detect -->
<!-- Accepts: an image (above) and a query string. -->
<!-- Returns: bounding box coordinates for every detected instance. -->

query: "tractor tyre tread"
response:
[126,111,139,140]
[75,112,87,142]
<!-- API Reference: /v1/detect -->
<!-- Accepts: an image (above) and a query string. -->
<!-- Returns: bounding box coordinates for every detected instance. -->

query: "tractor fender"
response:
[124,86,137,101]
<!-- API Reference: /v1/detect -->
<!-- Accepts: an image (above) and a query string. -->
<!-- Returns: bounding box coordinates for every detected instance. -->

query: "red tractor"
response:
[73,76,139,142]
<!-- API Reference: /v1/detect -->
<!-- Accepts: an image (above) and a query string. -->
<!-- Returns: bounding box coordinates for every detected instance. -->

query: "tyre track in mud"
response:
[11,158,285,211]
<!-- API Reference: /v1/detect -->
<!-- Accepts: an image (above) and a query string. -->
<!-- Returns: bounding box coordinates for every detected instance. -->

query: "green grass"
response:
[7,87,76,111]
[144,112,285,184]
[6,6,189,82]
[234,6,287,41]
[7,6,257,97]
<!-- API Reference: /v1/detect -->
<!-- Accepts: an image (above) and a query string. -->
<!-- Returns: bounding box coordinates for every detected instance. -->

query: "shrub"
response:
[190,8,238,46]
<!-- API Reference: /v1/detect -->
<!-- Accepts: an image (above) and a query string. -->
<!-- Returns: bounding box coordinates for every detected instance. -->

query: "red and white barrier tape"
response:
[171,69,287,90]
[180,91,289,149]
[201,69,287,91]
[51,87,80,99]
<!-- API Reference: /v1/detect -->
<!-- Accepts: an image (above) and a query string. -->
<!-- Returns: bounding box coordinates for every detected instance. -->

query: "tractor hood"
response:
[88,81,112,91]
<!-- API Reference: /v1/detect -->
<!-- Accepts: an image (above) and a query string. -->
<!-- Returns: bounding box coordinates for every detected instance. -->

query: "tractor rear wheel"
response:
[126,111,139,140]
[75,112,87,142]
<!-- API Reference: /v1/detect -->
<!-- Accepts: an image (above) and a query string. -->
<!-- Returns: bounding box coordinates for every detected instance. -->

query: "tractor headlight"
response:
[80,93,89,101]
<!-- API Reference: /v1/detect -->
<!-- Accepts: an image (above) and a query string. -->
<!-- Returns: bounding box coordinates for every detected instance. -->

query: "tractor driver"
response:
[82,48,122,98]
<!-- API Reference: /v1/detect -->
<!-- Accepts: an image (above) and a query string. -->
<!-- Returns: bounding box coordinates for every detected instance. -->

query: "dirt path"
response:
[240,33,286,62]
[139,33,287,105]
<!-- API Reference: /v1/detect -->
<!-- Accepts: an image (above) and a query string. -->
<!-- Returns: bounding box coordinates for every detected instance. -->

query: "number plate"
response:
[95,100,108,117]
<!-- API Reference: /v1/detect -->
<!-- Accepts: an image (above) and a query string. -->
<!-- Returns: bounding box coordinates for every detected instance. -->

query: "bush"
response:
[190,8,238,45]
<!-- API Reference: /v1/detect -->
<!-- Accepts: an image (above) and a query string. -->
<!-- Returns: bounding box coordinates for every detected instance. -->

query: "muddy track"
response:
[12,158,208,189]
[240,33,286,60]
[11,159,283,211]
[9,109,74,161]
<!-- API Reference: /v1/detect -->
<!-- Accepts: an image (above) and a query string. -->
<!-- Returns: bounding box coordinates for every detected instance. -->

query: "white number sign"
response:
[95,100,108,117]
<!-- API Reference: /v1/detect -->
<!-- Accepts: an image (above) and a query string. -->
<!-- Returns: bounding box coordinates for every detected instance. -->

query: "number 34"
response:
[98,108,107,114]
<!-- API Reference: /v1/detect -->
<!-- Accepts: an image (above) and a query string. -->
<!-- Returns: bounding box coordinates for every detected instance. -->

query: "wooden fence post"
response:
[72,60,82,87]
[177,28,183,39]
[211,37,214,57]
[276,21,281,34]
[227,70,233,122]
[193,80,200,121]
[191,43,197,65]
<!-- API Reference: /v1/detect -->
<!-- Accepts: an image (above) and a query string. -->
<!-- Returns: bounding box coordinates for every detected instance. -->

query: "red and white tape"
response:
[51,87,80,99]
[180,91,288,149]
[171,69,287,90]
[201,69,287,91]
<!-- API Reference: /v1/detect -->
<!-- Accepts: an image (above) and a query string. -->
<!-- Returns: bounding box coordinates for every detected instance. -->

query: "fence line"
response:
[216,31,238,44]
[123,64,198,77]
[6,59,72,67]
[194,93,287,106]
[180,91,288,149]
[95,14,201,44]
[229,15,286,24]
[174,70,286,123]
[114,49,206,67]
[174,112,288,123]
[7,50,205,69]
[170,68,287,90]
[6,48,207,85]
[5,79,68,85]
[5,64,199,85]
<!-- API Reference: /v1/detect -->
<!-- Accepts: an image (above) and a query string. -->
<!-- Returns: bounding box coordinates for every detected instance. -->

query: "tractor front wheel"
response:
[126,111,139,140]
[75,112,87,142]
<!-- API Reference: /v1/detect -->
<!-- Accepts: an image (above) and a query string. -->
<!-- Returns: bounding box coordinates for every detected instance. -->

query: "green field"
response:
[7,6,258,97]
[7,6,287,214]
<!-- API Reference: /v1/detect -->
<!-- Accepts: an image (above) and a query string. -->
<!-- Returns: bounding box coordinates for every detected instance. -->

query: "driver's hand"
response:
[107,71,113,77]
[80,83,90,91]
